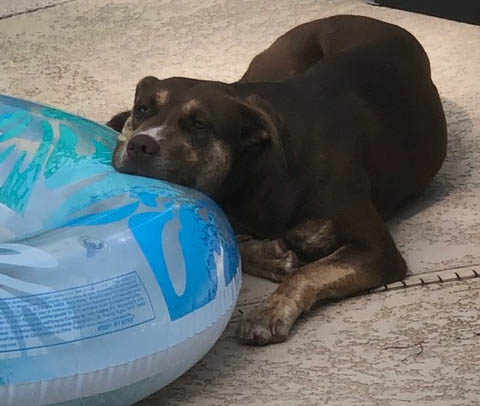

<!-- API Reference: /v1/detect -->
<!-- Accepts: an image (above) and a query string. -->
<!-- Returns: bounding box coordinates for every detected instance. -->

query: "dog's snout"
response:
[127,134,159,159]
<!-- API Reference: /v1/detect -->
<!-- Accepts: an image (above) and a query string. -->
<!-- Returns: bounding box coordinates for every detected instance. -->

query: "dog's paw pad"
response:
[237,298,298,346]
[237,313,288,346]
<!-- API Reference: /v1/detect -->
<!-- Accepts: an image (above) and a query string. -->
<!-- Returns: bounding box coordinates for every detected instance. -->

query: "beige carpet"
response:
[1,0,480,404]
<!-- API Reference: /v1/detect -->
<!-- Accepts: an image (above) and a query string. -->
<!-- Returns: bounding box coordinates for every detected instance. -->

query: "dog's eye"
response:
[135,105,149,115]
[193,119,208,130]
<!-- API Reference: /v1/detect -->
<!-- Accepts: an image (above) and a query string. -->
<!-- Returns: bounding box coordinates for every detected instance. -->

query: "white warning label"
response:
[0,272,155,352]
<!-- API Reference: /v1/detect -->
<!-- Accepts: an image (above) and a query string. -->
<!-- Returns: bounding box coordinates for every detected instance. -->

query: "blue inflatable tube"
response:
[0,95,241,405]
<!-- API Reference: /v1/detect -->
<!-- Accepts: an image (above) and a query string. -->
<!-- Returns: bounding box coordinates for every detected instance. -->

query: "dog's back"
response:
[241,15,447,219]
[241,15,431,82]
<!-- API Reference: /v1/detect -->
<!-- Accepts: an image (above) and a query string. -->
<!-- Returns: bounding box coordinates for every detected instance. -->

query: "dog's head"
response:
[112,76,287,197]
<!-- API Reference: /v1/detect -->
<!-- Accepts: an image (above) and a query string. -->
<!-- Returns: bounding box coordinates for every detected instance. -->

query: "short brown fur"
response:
[108,15,447,345]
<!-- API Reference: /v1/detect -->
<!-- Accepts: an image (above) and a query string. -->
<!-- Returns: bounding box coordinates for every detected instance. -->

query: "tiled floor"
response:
[1,0,479,404]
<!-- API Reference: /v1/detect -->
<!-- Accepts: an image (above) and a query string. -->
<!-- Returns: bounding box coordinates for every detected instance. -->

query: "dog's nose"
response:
[127,134,159,159]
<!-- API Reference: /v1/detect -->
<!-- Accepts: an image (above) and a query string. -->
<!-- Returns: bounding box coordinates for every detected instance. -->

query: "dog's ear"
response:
[135,76,161,101]
[239,95,289,169]
[106,110,131,133]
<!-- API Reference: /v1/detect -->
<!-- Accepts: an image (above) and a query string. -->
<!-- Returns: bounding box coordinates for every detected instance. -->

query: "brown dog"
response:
[108,15,447,345]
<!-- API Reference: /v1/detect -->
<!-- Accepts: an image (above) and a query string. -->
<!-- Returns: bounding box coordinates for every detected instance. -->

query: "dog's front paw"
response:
[239,238,301,282]
[237,295,299,346]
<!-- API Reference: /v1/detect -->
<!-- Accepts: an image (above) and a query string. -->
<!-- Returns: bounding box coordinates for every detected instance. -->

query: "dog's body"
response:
[109,15,447,345]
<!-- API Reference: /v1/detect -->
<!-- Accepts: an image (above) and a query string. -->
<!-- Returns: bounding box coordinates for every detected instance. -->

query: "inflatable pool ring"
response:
[0,95,241,405]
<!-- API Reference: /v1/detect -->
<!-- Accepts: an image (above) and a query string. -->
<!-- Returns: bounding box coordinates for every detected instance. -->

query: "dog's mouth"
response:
[112,144,196,187]
[115,163,196,190]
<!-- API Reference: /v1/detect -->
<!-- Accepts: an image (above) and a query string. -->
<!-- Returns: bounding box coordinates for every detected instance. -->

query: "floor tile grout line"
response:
[236,267,480,309]
[371,267,480,293]
[408,262,480,276]
[0,0,77,21]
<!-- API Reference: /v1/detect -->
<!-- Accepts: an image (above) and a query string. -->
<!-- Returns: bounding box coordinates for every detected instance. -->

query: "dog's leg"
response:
[237,203,407,345]
[239,23,325,83]
[238,236,301,282]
